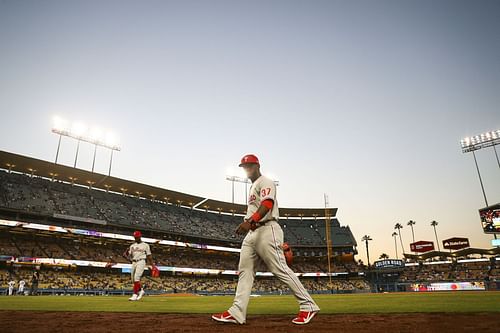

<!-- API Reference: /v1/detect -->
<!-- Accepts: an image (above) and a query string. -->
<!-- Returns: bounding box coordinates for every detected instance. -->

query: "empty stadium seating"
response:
[0,170,357,249]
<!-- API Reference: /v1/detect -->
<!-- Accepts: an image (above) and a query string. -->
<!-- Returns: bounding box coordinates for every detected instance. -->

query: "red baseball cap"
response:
[133,230,142,238]
[239,154,260,167]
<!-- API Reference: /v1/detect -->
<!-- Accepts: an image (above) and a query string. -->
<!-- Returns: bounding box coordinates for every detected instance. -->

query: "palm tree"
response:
[392,232,398,258]
[407,220,416,243]
[394,223,405,256]
[361,235,373,267]
[431,220,441,252]
[379,253,389,259]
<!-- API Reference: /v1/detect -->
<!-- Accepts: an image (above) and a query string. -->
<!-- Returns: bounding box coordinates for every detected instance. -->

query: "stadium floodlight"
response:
[460,129,500,153]
[51,116,121,176]
[264,173,280,187]
[88,127,103,141]
[460,129,500,170]
[52,118,121,151]
[226,170,280,204]
[53,116,68,132]
[225,175,251,204]
[459,129,500,207]
[71,122,87,138]
[105,132,118,148]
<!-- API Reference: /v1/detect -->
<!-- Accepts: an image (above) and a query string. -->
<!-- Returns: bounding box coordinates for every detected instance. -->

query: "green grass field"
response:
[0,292,499,314]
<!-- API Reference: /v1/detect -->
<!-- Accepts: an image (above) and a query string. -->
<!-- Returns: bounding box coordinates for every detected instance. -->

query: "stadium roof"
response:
[0,150,336,219]
[198,198,337,218]
[404,247,500,260]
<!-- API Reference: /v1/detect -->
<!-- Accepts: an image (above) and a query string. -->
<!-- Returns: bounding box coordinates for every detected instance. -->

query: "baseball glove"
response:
[151,265,160,278]
[282,242,293,266]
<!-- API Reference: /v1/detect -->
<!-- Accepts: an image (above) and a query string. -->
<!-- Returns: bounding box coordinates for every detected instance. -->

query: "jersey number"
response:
[261,188,271,197]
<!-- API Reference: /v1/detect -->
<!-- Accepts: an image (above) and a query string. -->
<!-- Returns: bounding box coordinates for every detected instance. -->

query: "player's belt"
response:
[132,259,145,262]
[254,218,276,229]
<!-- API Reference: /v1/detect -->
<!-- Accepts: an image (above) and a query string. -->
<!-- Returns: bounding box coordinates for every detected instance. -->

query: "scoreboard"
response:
[479,203,500,234]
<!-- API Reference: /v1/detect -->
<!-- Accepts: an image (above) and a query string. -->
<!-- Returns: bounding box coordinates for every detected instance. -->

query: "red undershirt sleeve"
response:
[261,199,274,210]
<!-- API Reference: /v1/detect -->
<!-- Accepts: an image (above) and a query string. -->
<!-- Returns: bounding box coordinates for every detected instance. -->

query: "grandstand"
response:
[1,150,498,296]
[0,150,357,253]
[0,150,366,295]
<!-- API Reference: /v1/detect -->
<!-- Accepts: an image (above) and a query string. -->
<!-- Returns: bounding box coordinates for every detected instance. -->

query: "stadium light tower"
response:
[225,168,279,204]
[460,129,500,206]
[51,117,121,176]
[225,175,251,204]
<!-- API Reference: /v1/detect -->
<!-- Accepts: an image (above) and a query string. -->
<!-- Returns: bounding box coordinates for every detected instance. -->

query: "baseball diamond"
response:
[0,293,499,332]
[1,1,500,332]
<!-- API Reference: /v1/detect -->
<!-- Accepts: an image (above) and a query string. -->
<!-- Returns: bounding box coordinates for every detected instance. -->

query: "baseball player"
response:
[18,279,25,295]
[30,270,40,296]
[123,231,156,301]
[8,280,15,296]
[212,154,320,325]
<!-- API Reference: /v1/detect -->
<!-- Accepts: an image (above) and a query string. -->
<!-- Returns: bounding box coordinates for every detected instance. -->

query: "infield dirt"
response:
[0,311,498,333]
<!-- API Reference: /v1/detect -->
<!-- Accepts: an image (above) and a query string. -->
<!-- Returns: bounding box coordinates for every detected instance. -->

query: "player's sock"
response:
[133,282,141,294]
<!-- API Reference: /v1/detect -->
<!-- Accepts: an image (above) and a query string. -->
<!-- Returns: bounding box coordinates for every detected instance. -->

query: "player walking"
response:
[8,280,15,296]
[17,279,25,295]
[124,231,156,301]
[212,154,320,325]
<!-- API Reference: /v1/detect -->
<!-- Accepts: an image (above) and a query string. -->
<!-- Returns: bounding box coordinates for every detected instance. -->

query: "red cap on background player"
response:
[239,154,260,167]
[133,230,142,238]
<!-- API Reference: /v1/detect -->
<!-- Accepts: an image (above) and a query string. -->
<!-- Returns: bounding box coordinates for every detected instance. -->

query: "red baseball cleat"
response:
[211,311,239,324]
[292,311,318,325]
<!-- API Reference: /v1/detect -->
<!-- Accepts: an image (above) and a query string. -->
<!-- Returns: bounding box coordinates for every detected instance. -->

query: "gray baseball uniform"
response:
[228,175,320,324]
[129,241,151,282]
[8,280,15,296]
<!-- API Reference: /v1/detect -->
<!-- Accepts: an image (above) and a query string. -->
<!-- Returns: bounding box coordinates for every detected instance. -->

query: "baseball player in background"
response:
[123,231,157,301]
[212,154,320,325]
[30,270,40,296]
[17,279,25,295]
[8,280,15,296]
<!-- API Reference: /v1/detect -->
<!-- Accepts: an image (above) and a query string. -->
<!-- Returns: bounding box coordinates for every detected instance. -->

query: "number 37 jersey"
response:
[246,175,279,222]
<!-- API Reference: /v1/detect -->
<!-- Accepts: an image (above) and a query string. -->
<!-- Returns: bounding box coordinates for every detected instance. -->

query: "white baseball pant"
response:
[228,221,320,324]
[131,259,146,282]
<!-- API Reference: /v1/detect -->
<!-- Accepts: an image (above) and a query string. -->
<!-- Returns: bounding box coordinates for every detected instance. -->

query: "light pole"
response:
[324,194,333,283]
[108,149,114,176]
[493,145,500,169]
[392,232,398,258]
[431,220,441,252]
[472,150,488,206]
[91,144,98,173]
[74,139,81,168]
[361,235,372,267]
[54,133,62,164]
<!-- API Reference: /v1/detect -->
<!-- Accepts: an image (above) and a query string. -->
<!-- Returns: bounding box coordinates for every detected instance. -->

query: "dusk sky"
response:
[0,0,499,263]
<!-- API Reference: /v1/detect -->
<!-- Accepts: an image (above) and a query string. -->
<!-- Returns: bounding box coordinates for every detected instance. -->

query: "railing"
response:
[0,287,371,296]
